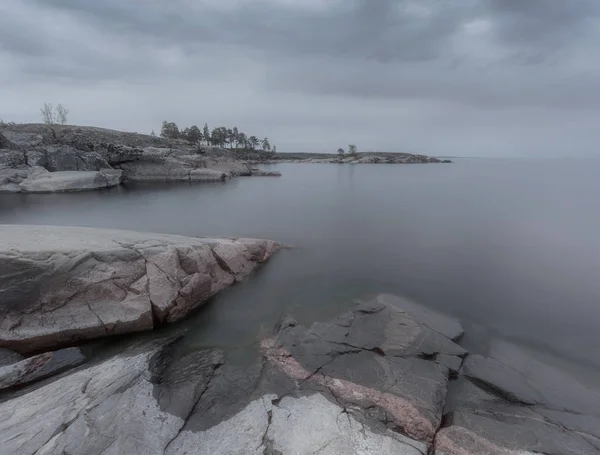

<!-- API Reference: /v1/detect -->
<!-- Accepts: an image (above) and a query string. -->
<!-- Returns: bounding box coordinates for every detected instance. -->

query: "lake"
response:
[1,159,599,384]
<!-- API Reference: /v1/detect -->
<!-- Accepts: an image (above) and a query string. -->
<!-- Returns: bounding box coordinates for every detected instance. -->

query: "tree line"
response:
[158,121,276,152]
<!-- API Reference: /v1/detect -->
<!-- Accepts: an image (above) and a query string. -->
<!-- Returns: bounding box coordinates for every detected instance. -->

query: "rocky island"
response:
[0,123,275,193]
[253,151,452,165]
[0,225,598,454]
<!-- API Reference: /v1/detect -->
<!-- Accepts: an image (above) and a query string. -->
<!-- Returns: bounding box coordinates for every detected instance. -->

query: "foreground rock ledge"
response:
[0,225,280,353]
[0,295,598,454]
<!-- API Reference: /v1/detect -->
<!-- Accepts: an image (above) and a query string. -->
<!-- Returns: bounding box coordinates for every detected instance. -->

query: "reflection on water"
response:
[1,159,600,383]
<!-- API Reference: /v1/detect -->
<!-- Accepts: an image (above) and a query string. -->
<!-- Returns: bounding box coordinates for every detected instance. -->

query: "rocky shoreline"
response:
[0,124,278,193]
[0,290,598,454]
[0,226,598,454]
[252,152,452,165]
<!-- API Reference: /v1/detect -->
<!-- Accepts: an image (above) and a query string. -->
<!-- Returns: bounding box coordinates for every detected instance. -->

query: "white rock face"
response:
[167,393,426,455]
[0,344,185,455]
[0,225,279,353]
[19,168,122,192]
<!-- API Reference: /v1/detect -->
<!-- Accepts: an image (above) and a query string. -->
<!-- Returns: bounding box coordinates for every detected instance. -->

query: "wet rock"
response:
[0,225,280,353]
[0,348,23,367]
[0,347,86,390]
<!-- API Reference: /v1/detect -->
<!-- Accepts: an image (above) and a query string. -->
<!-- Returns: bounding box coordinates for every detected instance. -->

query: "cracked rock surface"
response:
[0,225,279,353]
[0,294,598,454]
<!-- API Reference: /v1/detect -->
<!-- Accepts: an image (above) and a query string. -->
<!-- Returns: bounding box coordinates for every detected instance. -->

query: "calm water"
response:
[1,159,600,381]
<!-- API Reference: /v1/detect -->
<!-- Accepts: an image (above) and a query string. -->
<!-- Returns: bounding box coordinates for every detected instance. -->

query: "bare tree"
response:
[55,104,69,125]
[40,103,55,125]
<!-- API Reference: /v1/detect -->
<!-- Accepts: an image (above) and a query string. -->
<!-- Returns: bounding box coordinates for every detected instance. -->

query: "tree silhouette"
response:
[161,121,180,139]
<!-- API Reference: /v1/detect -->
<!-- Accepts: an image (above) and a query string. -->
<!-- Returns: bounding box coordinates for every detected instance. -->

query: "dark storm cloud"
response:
[31,0,478,63]
[2,0,600,156]
[29,0,599,63]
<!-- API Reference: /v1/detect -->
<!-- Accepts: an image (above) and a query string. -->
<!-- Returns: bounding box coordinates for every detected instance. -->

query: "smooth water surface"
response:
[1,159,600,381]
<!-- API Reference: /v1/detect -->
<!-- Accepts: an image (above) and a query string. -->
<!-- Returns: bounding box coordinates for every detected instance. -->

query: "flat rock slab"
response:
[0,347,86,391]
[0,225,279,353]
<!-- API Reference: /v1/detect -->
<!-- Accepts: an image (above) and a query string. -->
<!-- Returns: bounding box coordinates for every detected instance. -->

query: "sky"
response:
[1,0,600,157]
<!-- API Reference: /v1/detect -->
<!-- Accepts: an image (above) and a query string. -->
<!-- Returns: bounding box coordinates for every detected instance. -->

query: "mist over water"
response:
[2,159,600,380]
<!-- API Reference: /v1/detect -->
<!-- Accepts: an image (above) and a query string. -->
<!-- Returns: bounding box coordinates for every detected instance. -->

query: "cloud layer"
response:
[1,0,600,156]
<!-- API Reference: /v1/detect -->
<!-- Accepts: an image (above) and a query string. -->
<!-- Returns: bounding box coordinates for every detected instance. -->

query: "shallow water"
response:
[2,159,600,383]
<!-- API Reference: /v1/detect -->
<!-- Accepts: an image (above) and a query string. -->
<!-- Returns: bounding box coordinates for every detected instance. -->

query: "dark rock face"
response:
[0,225,280,353]
[0,347,86,391]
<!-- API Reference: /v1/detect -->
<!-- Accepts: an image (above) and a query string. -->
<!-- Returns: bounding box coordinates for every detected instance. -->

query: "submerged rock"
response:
[437,340,600,455]
[0,225,280,353]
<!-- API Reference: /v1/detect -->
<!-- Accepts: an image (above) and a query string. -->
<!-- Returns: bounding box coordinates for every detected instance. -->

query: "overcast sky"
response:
[1,0,600,156]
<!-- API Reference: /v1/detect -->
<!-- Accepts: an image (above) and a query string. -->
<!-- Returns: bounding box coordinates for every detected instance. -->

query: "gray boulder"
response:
[0,225,280,353]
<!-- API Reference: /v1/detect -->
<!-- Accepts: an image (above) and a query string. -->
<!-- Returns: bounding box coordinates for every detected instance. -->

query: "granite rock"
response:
[0,225,279,353]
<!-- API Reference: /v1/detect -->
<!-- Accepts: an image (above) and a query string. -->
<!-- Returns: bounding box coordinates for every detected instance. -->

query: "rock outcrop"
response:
[0,225,280,353]
[0,294,597,454]
[0,124,259,192]
[249,169,282,177]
